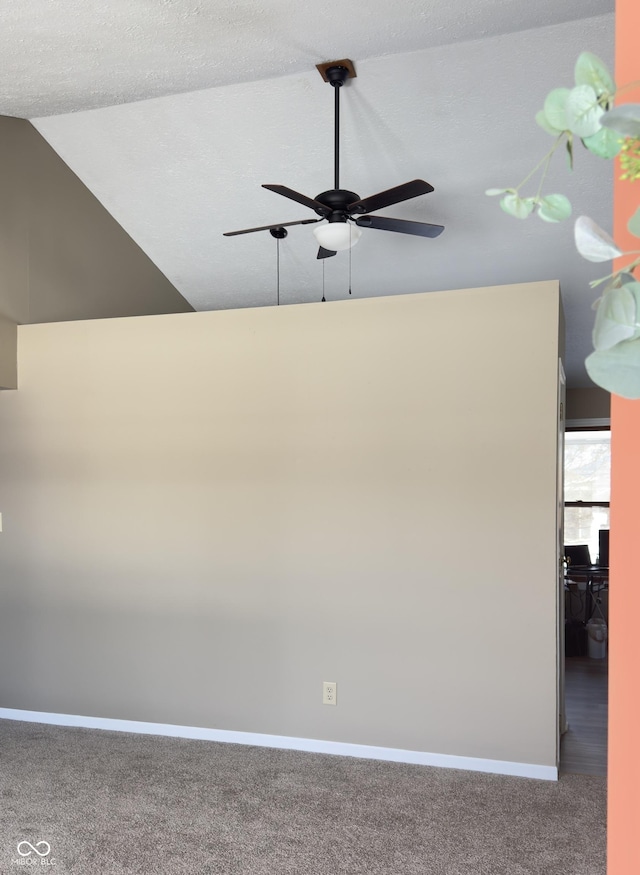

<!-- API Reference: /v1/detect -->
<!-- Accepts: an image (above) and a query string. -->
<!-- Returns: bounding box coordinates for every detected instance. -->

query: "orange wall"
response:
[608,2,640,871]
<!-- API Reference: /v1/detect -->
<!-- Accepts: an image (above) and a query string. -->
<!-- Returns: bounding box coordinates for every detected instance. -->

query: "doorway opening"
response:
[561,427,610,776]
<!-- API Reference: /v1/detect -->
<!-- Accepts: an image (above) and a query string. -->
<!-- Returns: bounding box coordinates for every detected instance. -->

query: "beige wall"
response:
[0,282,561,766]
[0,315,17,389]
[0,115,192,326]
[0,119,29,325]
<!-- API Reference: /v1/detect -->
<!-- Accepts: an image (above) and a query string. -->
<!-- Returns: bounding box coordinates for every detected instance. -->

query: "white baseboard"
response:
[0,707,558,782]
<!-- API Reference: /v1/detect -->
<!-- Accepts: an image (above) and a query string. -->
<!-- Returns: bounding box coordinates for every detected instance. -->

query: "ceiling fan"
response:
[224,59,444,259]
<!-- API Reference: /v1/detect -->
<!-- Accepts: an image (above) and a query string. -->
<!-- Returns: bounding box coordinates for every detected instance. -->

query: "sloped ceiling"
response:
[1,0,615,386]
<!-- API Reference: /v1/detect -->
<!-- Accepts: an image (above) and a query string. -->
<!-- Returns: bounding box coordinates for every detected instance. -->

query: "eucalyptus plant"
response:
[487,52,640,398]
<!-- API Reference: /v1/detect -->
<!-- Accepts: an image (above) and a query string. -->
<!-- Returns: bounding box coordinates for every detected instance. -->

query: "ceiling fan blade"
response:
[223,218,320,237]
[355,214,445,238]
[317,246,337,259]
[347,180,435,215]
[262,185,331,216]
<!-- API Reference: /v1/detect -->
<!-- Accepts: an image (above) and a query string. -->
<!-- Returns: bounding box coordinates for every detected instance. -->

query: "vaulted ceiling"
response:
[2,0,615,386]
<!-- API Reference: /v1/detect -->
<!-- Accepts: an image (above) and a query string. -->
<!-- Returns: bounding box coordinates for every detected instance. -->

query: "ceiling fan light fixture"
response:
[313,220,362,252]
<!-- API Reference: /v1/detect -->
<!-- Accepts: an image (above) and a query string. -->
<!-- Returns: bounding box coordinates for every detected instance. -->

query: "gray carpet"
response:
[0,720,606,874]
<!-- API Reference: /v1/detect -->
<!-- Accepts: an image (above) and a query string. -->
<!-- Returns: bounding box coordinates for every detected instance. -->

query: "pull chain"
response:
[276,236,280,306]
[348,225,352,295]
[270,227,287,304]
[321,260,326,302]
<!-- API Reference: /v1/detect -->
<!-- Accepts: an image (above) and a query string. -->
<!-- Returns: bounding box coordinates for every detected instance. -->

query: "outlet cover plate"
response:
[323,681,337,706]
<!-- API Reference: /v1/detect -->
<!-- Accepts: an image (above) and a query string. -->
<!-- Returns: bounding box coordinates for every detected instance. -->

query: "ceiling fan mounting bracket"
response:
[316,59,356,84]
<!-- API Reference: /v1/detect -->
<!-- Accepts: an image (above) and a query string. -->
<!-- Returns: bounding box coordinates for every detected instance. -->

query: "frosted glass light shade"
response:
[313,221,362,251]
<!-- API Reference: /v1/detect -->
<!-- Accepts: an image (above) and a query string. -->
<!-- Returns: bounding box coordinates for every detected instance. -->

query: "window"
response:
[564,429,610,564]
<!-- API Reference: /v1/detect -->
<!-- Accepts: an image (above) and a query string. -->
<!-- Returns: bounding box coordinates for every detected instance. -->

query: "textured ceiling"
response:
[1,0,613,117]
[2,0,616,387]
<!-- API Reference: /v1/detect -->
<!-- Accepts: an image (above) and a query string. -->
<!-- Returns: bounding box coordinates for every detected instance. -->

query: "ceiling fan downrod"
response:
[324,65,350,191]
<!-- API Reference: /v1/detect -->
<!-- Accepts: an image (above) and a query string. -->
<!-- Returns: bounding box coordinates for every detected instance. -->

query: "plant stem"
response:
[614,80,640,98]
[535,149,555,201]
[515,135,564,192]
[589,257,640,288]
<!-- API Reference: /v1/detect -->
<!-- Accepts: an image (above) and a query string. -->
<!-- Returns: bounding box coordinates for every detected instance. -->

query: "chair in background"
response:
[565,544,592,568]
[598,529,609,568]
[564,543,608,626]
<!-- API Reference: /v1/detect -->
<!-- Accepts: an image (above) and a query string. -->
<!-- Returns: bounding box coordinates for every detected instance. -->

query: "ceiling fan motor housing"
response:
[314,189,360,218]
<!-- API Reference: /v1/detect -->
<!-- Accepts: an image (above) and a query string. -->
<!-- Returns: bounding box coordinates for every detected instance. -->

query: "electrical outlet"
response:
[323,681,337,706]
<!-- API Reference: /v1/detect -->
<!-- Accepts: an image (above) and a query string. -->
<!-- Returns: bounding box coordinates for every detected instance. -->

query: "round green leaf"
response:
[574,216,622,262]
[565,85,604,138]
[537,194,572,223]
[600,104,640,138]
[623,281,640,315]
[500,194,535,219]
[582,126,622,159]
[574,52,615,99]
[485,188,513,196]
[543,88,570,132]
[535,109,563,136]
[613,272,638,288]
[628,207,640,239]
[586,339,640,398]
[592,285,638,350]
